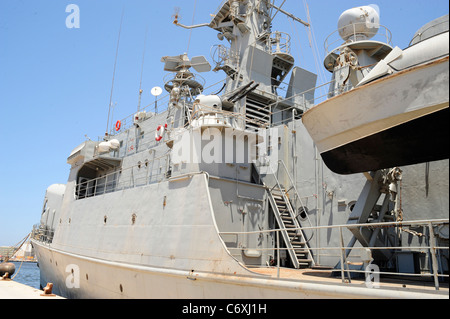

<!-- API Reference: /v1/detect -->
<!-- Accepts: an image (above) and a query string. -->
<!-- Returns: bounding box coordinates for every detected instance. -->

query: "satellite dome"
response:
[338,5,380,41]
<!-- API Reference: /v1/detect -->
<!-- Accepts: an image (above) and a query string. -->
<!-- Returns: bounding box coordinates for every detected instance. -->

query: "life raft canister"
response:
[155,123,167,141]
[115,120,121,131]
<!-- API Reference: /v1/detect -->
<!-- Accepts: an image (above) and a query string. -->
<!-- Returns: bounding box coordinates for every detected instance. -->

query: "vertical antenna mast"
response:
[106,8,125,136]
[186,0,198,55]
[137,27,148,112]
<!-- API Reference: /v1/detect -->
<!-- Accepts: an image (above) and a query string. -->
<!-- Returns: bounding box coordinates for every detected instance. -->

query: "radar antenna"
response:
[106,7,124,137]
[137,27,148,112]
[151,86,162,114]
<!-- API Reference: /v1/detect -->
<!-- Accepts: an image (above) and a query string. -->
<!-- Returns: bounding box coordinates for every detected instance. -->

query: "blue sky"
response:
[0,0,448,246]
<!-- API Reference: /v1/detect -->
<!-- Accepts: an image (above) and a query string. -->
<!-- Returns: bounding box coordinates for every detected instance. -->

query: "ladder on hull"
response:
[268,189,314,269]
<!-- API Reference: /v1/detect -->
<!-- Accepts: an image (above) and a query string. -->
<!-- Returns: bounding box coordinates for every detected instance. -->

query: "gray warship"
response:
[31,1,449,298]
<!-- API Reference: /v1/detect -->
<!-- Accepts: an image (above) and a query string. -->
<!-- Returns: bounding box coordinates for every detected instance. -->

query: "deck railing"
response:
[324,22,392,54]
[32,224,54,244]
[219,218,449,290]
[75,153,169,200]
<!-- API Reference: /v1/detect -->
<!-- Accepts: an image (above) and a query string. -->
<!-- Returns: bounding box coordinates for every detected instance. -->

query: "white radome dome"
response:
[338,5,380,40]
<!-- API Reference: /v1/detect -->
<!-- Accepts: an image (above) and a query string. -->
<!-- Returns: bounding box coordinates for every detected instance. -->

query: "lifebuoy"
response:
[115,120,121,131]
[155,124,167,142]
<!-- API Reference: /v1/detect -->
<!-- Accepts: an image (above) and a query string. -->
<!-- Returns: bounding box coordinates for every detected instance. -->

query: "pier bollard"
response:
[0,263,15,279]
[40,283,56,297]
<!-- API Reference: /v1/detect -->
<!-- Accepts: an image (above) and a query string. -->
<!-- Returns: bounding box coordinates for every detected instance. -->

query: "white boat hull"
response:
[302,56,449,174]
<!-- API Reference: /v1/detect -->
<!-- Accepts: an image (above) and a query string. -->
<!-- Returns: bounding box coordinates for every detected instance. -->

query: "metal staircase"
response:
[255,160,315,269]
[268,187,314,269]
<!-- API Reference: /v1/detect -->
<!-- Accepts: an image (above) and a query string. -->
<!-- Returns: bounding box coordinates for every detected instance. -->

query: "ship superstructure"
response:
[31,1,448,299]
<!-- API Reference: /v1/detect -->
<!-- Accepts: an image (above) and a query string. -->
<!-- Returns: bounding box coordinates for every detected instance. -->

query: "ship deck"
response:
[251,266,449,294]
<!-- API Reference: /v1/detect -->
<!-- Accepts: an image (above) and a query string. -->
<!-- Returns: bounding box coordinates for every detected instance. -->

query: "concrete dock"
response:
[0,279,65,299]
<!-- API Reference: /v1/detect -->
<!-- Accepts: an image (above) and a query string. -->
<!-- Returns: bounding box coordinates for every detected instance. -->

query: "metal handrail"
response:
[324,22,393,54]
[408,18,450,46]
[267,31,292,55]
[32,224,55,244]
[75,153,169,200]
[219,218,449,288]
[267,161,316,267]
[277,160,314,232]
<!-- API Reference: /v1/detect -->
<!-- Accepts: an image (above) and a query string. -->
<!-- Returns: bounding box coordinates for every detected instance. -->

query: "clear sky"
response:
[0,0,448,246]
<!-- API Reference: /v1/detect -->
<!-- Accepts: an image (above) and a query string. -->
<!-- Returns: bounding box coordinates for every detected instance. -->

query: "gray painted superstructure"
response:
[31,1,448,298]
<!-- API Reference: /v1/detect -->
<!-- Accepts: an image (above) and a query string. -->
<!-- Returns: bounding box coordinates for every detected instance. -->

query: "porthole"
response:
[297,206,308,220]
[348,200,357,212]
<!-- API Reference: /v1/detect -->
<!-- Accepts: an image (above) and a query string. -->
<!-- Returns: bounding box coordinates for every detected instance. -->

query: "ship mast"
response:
[171,0,316,131]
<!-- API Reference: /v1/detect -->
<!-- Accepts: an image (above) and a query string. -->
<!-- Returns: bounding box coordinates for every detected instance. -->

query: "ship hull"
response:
[31,239,447,299]
[31,172,448,299]
[302,56,449,174]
